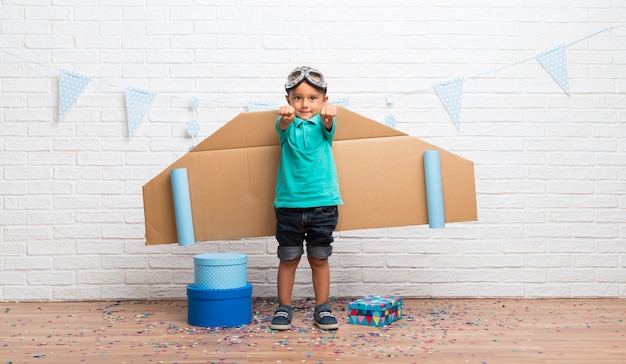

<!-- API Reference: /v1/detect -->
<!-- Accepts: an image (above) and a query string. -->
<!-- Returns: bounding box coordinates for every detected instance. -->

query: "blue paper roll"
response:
[423,150,445,229]
[170,168,195,246]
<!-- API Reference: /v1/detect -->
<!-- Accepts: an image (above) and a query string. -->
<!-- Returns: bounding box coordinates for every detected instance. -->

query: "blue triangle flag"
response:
[186,119,200,137]
[125,87,157,137]
[433,77,464,130]
[246,100,279,112]
[385,113,397,128]
[536,44,570,95]
[329,97,350,107]
[58,70,91,121]
[189,96,199,110]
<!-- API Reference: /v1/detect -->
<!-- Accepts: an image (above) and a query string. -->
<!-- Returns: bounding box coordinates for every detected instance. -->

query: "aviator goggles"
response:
[285,66,327,92]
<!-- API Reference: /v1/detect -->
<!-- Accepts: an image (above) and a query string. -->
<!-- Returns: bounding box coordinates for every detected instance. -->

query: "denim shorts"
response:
[275,206,339,261]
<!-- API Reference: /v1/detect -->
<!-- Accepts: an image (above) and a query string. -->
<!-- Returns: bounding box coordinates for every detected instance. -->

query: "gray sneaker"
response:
[314,303,339,330]
[270,305,292,330]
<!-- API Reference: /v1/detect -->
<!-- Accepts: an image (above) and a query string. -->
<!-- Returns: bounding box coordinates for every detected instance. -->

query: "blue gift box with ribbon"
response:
[348,295,403,327]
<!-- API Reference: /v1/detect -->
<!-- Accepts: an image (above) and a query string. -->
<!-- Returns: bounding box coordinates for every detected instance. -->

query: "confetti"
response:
[1,298,624,362]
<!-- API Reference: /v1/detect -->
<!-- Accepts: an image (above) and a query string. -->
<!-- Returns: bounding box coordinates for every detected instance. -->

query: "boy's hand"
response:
[320,103,337,128]
[278,105,296,124]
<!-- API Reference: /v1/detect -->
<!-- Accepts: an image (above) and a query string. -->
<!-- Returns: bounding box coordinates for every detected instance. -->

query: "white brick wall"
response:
[1,1,625,301]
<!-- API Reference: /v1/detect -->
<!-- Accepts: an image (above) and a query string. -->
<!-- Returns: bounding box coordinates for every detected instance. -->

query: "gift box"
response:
[193,253,247,290]
[348,295,403,327]
[187,283,252,327]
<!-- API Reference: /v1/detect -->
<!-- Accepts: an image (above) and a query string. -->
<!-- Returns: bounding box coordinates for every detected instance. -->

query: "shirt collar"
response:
[293,113,321,127]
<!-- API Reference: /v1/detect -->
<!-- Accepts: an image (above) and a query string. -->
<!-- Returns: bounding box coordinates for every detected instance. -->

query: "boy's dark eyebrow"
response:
[292,95,319,99]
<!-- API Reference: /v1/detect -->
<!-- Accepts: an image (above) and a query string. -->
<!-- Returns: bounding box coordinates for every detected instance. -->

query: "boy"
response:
[271,66,343,330]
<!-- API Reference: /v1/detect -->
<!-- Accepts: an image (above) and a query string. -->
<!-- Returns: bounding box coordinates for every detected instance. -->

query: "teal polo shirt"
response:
[274,114,343,208]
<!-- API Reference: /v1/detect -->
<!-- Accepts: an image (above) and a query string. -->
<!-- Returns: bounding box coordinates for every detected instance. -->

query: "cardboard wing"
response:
[142,107,477,245]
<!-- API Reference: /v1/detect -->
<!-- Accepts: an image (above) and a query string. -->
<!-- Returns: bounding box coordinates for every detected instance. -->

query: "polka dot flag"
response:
[385,113,397,128]
[58,69,90,121]
[536,44,570,95]
[186,97,200,138]
[125,87,157,137]
[329,97,349,108]
[433,77,464,130]
[246,98,349,112]
[186,119,200,137]
[246,100,279,112]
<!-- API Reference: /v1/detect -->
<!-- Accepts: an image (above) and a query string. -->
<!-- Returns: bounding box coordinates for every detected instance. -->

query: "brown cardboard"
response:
[142,107,477,245]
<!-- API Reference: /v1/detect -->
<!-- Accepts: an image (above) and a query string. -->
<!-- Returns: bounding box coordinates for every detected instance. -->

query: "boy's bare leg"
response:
[308,256,330,305]
[277,257,301,306]
[308,255,338,329]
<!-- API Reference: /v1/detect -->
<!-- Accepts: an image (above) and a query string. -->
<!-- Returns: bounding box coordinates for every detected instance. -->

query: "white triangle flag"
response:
[433,77,464,130]
[125,87,157,137]
[58,70,91,121]
[536,44,570,95]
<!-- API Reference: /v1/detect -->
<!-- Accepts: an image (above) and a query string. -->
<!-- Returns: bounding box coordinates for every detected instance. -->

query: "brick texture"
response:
[1,1,625,300]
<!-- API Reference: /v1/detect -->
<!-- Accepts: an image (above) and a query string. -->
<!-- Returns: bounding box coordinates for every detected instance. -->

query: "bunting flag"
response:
[186,119,200,137]
[187,96,200,138]
[385,113,397,128]
[329,97,350,107]
[433,77,464,130]
[186,97,200,150]
[384,93,395,128]
[125,87,157,137]
[58,70,91,121]
[536,44,570,95]
[2,24,622,140]
[246,97,350,112]
[246,100,279,112]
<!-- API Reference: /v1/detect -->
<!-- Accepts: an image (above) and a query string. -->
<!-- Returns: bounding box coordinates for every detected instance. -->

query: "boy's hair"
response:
[285,66,327,94]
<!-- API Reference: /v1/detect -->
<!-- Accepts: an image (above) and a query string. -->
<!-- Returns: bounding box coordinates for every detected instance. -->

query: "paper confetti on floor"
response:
[2,297,625,363]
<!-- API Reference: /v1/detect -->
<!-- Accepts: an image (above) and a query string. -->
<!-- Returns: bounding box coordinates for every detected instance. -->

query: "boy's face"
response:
[285,82,328,120]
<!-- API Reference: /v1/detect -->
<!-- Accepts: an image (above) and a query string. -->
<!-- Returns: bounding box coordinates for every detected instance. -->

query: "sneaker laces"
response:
[317,311,335,319]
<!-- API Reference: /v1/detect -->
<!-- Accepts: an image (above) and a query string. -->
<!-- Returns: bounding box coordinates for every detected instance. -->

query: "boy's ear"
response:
[285,94,291,105]
[323,95,329,102]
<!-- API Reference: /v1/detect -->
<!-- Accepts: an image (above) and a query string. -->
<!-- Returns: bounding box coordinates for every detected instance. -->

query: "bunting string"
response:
[403,24,623,129]
[1,24,623,140]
